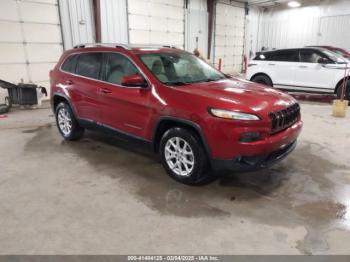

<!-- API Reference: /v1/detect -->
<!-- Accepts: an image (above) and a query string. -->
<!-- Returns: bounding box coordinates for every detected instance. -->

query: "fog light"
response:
[240,132,262,142]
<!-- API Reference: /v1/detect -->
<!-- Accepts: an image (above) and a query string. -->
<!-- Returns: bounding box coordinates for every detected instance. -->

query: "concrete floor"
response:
[0,102,349,255]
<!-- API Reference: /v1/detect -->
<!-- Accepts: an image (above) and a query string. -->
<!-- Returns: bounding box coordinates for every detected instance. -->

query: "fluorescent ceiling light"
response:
[288,1,301,8]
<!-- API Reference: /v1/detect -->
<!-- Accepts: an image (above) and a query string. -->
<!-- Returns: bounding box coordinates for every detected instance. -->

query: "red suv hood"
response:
[175,78,297,114]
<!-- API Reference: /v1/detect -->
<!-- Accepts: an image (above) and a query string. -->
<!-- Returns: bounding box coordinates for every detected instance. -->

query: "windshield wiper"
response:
[164,81,191,86]
[204,78,221,82]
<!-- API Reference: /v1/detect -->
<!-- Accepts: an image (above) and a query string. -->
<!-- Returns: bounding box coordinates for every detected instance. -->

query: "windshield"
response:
[138,53,226,86]
[322,49,348,63]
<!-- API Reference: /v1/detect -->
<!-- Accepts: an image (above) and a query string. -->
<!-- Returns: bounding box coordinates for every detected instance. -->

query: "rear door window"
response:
[61,55,78,73]
[76,53,103,79]
[269,50,299,62]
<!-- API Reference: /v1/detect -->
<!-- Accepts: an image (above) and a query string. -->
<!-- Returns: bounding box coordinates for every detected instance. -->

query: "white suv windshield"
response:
[322,49,348,63]
[138,53,226,86]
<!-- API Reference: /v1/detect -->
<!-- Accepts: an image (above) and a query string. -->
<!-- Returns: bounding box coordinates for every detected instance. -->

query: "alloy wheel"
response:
[164,137,195,177]
[57,107,72,136]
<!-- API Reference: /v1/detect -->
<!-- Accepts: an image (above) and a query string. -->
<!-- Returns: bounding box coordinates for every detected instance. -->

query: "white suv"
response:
[246,48,350,100]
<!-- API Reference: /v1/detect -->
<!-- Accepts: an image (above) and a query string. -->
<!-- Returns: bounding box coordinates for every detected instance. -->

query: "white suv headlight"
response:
[209,108,260,121]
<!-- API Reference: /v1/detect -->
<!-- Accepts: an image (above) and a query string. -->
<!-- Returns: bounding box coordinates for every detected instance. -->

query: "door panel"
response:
[71,53,102,121]
[268,61,297,86]
[266,50,299,86]
[294,50,335,89]
[99,52,152,139]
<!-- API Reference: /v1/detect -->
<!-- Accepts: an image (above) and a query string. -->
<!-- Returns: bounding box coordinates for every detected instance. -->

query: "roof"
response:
[71,43,187,54]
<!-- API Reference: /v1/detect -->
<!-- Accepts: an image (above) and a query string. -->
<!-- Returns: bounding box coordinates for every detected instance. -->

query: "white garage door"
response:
[0,0,63,95]
[214,3,245,74]
[127,0,185,48]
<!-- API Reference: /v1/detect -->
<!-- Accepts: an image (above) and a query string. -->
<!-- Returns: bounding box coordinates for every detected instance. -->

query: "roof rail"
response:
[73,43,130,49]
[162,45,178,49]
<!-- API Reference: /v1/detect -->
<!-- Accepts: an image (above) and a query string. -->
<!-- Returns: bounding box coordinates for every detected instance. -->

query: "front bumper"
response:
[210,139,297,172]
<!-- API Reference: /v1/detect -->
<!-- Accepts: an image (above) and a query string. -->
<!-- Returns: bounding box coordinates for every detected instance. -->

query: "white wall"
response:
[254,0,350,53]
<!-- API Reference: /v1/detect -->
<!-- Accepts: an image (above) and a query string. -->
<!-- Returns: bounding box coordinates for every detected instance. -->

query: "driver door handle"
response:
[299,65,308,68]
[65,79,74,85]
[99,88,112,94]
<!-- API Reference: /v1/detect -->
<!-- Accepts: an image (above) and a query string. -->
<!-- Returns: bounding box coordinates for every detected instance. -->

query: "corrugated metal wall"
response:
[59,0,95,50]
[255,1,350,52]
[100,0,128,44]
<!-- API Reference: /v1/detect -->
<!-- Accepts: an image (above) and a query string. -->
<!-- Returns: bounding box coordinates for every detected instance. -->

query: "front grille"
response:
[269,103,300,134]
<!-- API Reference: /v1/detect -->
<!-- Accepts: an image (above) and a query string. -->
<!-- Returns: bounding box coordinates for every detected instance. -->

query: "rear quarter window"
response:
[61,55,78,73]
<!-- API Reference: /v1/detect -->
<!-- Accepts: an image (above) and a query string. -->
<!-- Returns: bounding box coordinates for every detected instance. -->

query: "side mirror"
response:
[318,57,329,64]
[121,74,148,87]
[224,73,234,78]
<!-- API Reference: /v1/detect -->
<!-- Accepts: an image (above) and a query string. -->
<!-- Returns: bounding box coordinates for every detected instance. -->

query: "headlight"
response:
[209,108,260,121]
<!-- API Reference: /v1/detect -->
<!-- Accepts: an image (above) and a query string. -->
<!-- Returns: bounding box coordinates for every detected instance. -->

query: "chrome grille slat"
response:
[269,103,300,134]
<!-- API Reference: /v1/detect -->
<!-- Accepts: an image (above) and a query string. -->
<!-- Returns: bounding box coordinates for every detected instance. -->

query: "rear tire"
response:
[251,74,273,87]
[160,127,212,185]
[336,81,350,103]
[55,102,84,140]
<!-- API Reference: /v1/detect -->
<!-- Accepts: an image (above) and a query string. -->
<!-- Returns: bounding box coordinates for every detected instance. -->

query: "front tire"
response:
[336,81,350,102]
[251,74,273,87]
[55,102,84,140]
[160,127,211,185]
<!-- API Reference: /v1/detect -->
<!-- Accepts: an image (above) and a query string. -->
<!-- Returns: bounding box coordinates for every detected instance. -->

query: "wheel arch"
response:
[152,117,211,158]
[335,77,349,94]
[52,93,78,117]
[250,72,273,85]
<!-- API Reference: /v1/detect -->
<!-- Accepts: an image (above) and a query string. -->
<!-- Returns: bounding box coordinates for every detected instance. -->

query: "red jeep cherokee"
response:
[50,44,302,185]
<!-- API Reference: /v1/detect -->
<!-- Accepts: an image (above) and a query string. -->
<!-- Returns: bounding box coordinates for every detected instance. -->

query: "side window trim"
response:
[59,51,150,88]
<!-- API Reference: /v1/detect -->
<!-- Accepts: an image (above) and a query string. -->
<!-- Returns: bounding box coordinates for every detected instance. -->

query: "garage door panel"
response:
[29,63,55,82]
[149,4,183,19]
[216,25,226,35]
[214,3,245,74]
[129,15,150,30]
[26,44,62,62]
[214,46,225,56]
[129,30,150,44]
[0,22,22,42]
[215,36,226,46]
[150,32,168,45]
[20,2,59,24]
[152,0,183,7]
[23,24,61,43]
[23,0,57,4]
[167,19,183,33]
[216,15,226,25]
[168,33,184,45]
[128,0,184,48]
[0,0,19,21]
[150,17,168,32]
[0,44,25,63]
[128,0,149,15]
[0,64,29,83]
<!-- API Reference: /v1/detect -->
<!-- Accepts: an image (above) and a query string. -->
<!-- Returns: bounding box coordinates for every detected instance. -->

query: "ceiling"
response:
[233,0,293,7]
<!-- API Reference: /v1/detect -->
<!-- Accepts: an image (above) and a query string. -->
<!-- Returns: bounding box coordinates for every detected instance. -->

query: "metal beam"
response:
[92,0,101,43]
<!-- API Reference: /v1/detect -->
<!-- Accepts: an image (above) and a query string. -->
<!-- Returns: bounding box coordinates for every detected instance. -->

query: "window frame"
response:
[59,51,150,89]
